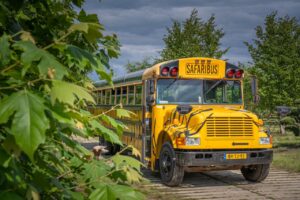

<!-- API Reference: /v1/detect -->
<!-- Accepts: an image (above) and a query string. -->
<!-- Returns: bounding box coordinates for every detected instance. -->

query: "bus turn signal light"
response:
[176,137,185,145]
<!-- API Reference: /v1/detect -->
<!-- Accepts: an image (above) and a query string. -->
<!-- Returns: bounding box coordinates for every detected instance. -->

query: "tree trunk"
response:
[280,124,286,135]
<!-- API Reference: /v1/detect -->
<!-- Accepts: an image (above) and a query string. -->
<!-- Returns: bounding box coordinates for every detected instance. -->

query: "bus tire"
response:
[101,139,119,155]
[159,142,184,186]
[241,164,270,182]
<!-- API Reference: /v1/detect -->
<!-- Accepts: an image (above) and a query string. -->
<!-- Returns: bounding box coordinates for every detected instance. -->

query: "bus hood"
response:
[164,106,260,141]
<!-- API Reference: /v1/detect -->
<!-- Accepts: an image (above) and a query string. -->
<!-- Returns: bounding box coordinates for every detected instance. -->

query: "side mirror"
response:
[146,95,155,106]
[251,76,260,104]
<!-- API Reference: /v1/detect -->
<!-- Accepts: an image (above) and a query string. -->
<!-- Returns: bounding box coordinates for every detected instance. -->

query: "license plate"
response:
[225,153,247,160]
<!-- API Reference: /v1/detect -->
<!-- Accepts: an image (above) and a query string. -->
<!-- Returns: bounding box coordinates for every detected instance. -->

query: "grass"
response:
[272,133,300,148]
[271,133,300,172]
[273,148,300,173]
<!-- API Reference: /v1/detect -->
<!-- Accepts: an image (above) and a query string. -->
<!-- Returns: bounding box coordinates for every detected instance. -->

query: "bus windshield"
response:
[156,79,242,104]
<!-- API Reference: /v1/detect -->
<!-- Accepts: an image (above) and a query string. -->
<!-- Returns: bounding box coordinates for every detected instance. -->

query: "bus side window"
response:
[128,86,135,105]
[115,87,120,104]
[96,90,101,105]
[101,90,105,105]
[93,91,98,105]
[135,85,142,105]
[106,89,111,105]
[109,88,116,105]
[122,87,127,105]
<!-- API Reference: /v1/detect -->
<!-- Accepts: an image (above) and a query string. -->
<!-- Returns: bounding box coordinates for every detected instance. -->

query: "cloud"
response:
[84,0,300,77]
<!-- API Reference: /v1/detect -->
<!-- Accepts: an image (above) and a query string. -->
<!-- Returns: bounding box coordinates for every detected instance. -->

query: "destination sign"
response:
[185,60,219,75]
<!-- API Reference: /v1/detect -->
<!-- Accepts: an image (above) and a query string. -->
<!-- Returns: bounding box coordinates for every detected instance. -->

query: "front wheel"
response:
[241,164,270,182]
[159,142,184,186]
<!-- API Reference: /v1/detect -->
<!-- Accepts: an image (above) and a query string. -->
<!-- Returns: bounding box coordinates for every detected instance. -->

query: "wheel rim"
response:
[161,150,173,179]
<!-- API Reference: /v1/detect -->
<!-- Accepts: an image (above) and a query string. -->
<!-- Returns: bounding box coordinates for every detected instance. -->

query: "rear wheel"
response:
[159,142,184,186]
[241,164,270,182]
[99,137,119,155]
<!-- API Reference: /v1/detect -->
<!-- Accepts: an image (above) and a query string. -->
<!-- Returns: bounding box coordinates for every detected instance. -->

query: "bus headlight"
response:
[186,137,200,146]
[259,137,270,145]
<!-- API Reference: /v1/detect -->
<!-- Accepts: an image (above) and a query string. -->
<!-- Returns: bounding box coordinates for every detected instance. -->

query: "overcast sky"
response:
[84,0,300,77]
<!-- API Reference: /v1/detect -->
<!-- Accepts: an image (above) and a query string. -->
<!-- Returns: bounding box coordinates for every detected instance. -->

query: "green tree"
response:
[0,0,144,199]
[125,57,152,72]
[159,9,228,61]
[245,12,300,112]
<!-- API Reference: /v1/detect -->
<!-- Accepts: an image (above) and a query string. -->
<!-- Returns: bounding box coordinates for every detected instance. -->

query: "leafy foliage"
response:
[159,9,228,61]
[124,57,152,72]
[0,90,49,160]
[280,100,300,136]
[245,12,300,111]
[0,0,145,199]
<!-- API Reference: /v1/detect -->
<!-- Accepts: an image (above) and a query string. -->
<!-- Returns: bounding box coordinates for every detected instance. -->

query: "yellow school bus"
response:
[91,57,273,186]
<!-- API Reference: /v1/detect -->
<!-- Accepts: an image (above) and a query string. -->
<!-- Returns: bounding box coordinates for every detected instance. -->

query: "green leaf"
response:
[68,23,89,33]
[89,119,122,145]
[0,33,11,67]
[2,135,21,158]
[128,145,141,158]
[78,9,99,23]
[82,160,111,182]
[100,114,118,128]
[26,185,40,200]
[84,23,103,43]
[89,184,144,200]
[89,184,115,200]
[116,109,135,118]
[0,90,49,160]
[13,41,68,79]
[111,185,145,200]
[0,192,23,200]
[60,133,91,156]
[122,165,144,184]
[100,115,127,135]
[69,191,84,200]
[0,148,10,167]
[50,80,95,105]
[112,154,141,171]
[0,97,15,125]
[66,44,97,67]
[96,69,113,85]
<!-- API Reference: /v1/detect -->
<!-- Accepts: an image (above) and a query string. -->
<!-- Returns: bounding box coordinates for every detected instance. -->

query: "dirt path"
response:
[144,168,300,200]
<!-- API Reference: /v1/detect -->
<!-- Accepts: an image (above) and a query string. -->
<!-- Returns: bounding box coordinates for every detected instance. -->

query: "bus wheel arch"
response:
[156,131,173,157]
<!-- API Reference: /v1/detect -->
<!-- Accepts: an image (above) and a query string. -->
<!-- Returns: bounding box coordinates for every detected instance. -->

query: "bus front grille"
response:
[206,117,253,137]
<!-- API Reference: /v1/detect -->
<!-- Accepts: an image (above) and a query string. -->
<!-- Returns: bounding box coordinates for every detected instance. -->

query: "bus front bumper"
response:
[175,149,273,167]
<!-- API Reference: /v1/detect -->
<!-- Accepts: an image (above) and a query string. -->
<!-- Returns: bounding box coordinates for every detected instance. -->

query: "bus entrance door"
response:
[143,79,154,164]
